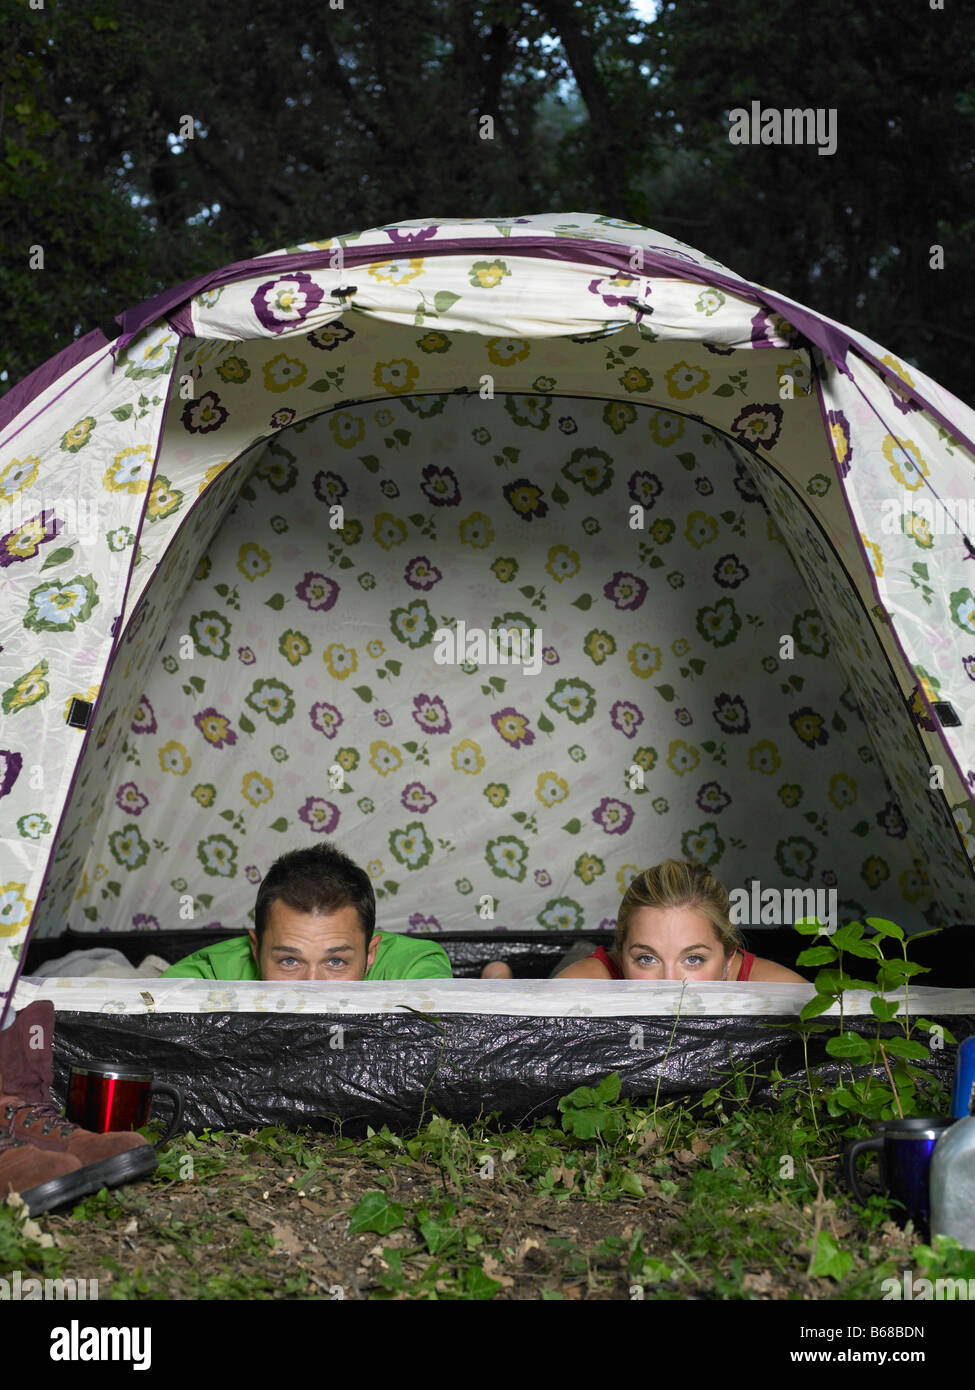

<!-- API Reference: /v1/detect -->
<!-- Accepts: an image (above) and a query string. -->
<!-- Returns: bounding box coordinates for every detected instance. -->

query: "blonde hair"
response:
[614,859,743,962]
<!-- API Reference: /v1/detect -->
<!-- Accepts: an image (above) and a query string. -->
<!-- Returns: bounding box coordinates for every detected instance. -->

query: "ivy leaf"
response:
[352,685,373,702]
[347,1191,406,1236]
[809,1231,854,1280]
[238,714,255,734]
[561,818,582,834]
[307,379,332,392]
[433,291,460,314]
[572,593,592,611]
[656,684,675,701]
[359,455,380,473]
[463,1266,502,1300]
[269,817,289,832]
[111,404,134,421]
[265,593,285,611]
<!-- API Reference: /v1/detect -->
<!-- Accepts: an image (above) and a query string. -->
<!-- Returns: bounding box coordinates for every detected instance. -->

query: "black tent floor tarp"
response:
[49,1006,973,1135]
[20,969,972,1133]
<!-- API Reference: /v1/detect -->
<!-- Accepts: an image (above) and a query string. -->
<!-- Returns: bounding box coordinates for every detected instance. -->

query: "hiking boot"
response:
[2,1097,157,1181]
[0,1129,86,1217]
[0,1000,157,1195]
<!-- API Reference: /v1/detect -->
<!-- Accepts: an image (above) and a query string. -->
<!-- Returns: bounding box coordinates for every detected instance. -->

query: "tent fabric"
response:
[40,396,957,944]
[4,213,975,1009]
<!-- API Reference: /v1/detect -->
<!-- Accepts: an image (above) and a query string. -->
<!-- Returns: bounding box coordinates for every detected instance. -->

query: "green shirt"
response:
[160,932,452,981]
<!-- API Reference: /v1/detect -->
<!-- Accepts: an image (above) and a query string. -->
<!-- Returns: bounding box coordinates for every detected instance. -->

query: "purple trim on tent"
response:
[4,230,966,451]
[108,237,863,375]
[0,328,109,436]
[168,307,194,338]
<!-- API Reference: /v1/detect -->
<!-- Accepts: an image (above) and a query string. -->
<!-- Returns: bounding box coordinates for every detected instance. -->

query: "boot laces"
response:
[8,1099,77,1139]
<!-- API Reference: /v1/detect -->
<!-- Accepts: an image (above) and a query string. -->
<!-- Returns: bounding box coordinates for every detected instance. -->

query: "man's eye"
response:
[328,958,347,969]
[279,957,298,967]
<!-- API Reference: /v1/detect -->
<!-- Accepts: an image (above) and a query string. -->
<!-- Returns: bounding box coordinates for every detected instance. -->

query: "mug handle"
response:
[843,1136,883,1206]
[149,1081,185,1147]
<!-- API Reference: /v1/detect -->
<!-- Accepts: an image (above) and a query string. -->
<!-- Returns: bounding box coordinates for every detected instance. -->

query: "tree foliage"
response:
[1,0,971,398]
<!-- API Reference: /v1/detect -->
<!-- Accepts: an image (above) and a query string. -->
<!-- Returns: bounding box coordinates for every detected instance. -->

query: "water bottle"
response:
[930,1117,975,1249]
[950,1036,975,1119]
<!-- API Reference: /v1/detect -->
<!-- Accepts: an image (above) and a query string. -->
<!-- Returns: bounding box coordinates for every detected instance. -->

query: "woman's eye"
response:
[685,955,704,966]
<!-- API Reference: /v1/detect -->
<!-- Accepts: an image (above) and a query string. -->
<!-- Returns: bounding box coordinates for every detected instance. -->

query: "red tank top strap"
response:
[589,944,623,979]
[737,949,756,981]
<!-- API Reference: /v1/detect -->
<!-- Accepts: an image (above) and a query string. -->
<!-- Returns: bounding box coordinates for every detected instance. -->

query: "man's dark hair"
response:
[253,842,376,947]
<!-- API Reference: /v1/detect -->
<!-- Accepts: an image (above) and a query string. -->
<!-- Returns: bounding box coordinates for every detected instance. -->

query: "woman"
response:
[557,858,807,982]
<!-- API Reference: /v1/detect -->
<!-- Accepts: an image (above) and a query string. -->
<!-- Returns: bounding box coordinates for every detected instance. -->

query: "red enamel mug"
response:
[66,1061,184,1146]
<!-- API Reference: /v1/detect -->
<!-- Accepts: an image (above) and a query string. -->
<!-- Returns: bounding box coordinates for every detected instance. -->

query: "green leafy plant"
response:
[786,915,955,1123]
[558,1071,626,1142]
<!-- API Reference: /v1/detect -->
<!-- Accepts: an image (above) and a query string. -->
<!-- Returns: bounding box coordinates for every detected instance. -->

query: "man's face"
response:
[250,900,379,981]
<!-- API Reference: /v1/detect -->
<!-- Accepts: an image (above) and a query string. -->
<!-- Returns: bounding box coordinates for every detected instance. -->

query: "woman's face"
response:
[619,905,732,980]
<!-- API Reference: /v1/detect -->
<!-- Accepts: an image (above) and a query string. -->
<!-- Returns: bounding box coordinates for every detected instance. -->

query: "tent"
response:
[2,212,974,1128]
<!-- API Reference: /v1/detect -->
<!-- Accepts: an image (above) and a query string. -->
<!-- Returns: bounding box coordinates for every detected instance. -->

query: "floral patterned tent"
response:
[4,211,975,1011]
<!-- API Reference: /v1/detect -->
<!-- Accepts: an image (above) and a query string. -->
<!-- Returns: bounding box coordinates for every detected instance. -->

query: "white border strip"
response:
[14,976,975,1019]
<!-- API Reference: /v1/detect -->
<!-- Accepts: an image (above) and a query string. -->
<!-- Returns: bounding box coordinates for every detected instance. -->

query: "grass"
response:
[3,1063,973,1301]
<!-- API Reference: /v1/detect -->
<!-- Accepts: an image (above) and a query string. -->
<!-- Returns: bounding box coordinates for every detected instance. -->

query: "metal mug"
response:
[66,1061,184,1147]
[843,1116,954,1240]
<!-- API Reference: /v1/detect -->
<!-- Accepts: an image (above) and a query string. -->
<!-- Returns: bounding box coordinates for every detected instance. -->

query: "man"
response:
[162,841,452,981]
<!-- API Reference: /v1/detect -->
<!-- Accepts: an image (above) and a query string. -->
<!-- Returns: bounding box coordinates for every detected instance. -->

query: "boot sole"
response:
[20,1145,158,1217]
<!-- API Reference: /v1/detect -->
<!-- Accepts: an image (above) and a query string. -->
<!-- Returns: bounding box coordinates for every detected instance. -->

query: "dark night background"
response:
[1,0,973,401]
